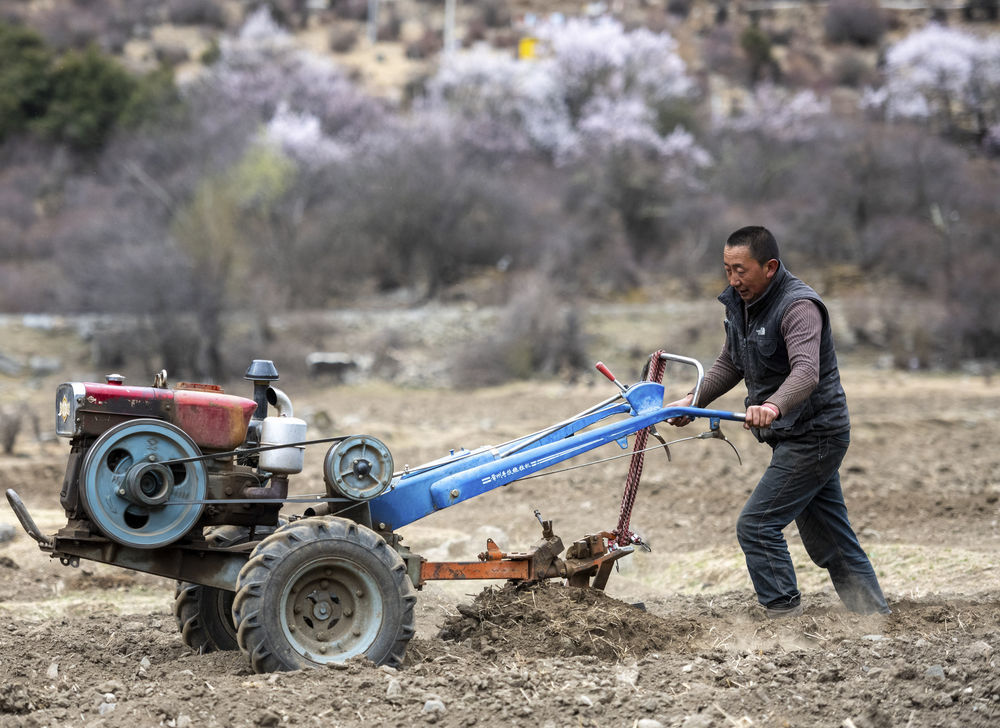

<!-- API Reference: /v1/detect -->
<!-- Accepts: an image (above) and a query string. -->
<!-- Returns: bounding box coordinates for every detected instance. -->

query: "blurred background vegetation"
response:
[0,0,998,388]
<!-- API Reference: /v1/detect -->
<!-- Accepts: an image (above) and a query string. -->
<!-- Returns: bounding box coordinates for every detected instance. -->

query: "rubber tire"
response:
[232,517,416,673]
[173,524,282,653]
[173,581,238,653]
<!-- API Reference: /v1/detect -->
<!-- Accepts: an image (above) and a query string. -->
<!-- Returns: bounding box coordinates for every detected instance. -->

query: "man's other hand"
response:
[744,402,780,430]
[666,393,695,427]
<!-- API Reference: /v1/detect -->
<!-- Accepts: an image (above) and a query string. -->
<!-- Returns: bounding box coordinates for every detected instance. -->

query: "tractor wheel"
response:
[173,524,281,653]
[173,581,238,653]
[232,517,416,673]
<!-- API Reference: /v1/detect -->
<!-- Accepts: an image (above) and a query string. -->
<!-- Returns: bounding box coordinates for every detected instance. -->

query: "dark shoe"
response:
[765,602,803,619]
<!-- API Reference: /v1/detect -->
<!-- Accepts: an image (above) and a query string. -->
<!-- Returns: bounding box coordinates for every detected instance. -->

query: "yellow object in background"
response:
[518,36,538,60]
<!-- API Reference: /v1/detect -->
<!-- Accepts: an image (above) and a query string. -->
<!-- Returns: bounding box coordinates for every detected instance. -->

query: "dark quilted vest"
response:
[719,263,850,443]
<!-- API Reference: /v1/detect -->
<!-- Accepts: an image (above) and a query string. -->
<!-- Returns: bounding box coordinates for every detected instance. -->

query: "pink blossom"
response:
[714,85,832,142]
[864,24,1000,126]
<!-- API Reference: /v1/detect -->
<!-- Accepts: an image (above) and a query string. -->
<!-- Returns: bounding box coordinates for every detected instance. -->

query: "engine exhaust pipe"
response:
[267,386,294,418]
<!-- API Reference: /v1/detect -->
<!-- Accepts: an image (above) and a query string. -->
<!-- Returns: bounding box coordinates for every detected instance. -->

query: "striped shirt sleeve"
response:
[692,342,743,407]
[692,299,823,413]
[766,299,822,416]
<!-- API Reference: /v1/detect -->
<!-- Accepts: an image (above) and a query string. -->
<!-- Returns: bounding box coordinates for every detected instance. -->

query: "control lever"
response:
[595,362,628,394]
[647,424,672,462]
[696,417,743,465]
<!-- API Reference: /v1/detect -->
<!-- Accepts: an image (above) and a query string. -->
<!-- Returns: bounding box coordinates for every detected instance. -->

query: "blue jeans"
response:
[736,432,889,614]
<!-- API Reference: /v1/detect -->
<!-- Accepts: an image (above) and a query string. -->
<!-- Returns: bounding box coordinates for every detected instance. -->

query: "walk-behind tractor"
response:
[7,352,745,673]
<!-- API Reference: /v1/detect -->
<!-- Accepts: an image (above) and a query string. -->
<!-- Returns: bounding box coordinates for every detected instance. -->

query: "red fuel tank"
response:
[58,380,257,451]
[171,385,258,451]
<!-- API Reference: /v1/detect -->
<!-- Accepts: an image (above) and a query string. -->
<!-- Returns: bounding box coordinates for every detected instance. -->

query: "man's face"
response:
[723,245,777,303]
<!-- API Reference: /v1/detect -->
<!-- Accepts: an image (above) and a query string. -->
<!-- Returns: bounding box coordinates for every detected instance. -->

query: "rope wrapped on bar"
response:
[614,350,666,547]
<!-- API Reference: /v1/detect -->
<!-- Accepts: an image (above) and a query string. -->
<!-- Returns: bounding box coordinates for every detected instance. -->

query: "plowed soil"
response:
[2,367,999,727]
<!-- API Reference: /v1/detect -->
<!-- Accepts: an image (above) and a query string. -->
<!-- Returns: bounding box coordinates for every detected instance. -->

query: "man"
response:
[668,226,889,618]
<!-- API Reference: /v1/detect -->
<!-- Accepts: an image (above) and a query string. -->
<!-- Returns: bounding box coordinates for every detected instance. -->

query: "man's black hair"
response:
[726,226,780,265]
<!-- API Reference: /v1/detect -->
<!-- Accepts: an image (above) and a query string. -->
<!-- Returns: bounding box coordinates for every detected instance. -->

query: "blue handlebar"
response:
[664,406,746,422]
[368,384,745,531]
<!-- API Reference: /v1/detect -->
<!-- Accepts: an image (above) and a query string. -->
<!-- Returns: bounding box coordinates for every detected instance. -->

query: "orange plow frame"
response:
[415,524,633,590]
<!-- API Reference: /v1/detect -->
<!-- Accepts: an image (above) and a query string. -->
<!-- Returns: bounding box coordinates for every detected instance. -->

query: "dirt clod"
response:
[0,682,46,715]
[439,581,700,660]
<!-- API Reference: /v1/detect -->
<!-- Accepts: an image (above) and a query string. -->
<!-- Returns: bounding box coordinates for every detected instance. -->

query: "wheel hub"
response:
[307,590,341,622]
[281,558,382,663]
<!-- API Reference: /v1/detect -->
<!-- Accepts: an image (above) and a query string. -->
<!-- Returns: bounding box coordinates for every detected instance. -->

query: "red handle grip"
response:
[595,362,616,382]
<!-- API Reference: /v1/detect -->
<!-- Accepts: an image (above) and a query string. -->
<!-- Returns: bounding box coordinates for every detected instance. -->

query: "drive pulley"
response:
[323,435,394,501]
[79,418,208,548]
